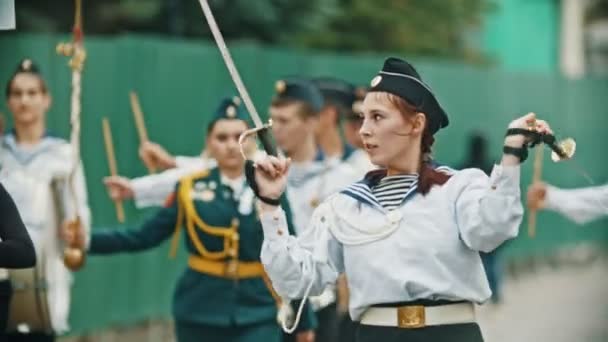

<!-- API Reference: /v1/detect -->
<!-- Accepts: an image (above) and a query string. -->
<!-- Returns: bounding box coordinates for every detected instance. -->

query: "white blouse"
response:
[260,165,523,321]
[0,133,91,333]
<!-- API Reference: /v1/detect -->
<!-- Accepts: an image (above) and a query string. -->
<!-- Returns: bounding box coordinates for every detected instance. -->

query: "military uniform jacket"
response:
[260,165,523,321]
[89,167,316,328]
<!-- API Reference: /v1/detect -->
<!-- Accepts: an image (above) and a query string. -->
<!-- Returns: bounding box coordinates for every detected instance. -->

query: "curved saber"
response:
[197,0,260,126]
[197,0,277,156]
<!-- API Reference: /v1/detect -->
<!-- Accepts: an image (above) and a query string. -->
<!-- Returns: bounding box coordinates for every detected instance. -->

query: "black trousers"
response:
[338,313,356,342]
[283,303,340,342]
[315,303,340,342]
[0,279,11,333]
[356,323,484,342]
[1,333,54,342]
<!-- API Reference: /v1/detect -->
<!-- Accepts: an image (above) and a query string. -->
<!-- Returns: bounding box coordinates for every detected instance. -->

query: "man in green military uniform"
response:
[63,96,316,342]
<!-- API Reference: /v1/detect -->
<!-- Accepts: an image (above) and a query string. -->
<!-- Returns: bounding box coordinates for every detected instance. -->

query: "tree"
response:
[294,0,494,62]
[14,0,337,42]
[13,0,492,62]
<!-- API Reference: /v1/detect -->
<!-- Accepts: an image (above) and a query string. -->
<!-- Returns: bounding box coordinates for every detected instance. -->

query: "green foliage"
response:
[294,0,494,61]
[180,0,338,42]
[14,0,494,61]
[586,0,608,23]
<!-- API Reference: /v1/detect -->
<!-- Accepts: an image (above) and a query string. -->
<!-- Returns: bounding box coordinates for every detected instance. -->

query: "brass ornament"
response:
[275,80,287,94]
[21,59,33,71]
[551,138,576,162]
[63,218,86,271]
[64,248,85,270]
[226,105,237,118]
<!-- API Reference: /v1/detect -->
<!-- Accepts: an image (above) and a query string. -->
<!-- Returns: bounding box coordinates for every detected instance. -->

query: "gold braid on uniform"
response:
[168,170,239,260]
[167,171,282,308]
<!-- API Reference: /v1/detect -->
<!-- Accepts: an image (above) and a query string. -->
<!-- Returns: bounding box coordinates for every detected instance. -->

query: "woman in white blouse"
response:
[248,57,552,342]
[1,59,91,341]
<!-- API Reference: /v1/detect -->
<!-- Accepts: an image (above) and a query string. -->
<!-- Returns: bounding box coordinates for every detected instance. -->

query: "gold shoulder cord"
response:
[168,171,239,260]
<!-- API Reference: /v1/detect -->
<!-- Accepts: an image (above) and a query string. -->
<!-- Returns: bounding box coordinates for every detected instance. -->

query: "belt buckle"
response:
[397,305,425,328]
[225,259,239,279]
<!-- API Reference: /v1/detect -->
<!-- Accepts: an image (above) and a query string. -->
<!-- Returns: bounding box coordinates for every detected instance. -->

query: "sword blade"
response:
[197,0,264,128]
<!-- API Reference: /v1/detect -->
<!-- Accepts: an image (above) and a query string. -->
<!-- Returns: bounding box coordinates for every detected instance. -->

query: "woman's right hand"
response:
[103,175,134,200]
[253,155,291,204]
[59,219,86,250]
[139,141,176,170]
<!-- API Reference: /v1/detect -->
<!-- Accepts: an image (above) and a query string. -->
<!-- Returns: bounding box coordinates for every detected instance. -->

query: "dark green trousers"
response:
[176,320,282,342]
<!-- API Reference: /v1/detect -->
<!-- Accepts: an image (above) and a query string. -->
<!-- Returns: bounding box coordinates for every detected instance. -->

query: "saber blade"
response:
[197,0,263,128]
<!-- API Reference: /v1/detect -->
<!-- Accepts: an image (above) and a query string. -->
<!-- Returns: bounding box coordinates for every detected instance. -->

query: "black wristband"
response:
[503,145,528,162]
[244,160,281,206]
[505,128,543,146]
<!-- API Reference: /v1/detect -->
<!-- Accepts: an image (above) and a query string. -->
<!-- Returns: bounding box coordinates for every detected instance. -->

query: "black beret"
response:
[368,57,449,134]
[208,95,249,125]
[273,78,324,113]
[311,77,356,110]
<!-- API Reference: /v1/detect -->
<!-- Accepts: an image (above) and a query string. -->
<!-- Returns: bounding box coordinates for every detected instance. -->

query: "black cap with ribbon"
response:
[368,57,449,134]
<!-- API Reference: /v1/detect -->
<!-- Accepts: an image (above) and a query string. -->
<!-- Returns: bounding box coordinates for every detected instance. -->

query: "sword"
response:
[197,0,277,157]
[197,0,305,333]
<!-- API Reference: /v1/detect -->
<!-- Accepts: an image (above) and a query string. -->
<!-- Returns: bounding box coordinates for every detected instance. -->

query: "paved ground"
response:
[477,254,608,342]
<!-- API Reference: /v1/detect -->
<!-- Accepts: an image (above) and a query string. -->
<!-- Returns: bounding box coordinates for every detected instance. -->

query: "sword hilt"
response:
[238,120,278,160]
[257,126,278,157]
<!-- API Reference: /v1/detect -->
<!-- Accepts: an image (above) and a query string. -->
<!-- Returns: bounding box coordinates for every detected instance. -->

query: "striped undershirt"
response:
[371,174,418,210]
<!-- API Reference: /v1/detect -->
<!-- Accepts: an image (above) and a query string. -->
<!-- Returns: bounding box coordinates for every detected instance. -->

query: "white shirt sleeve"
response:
[131,156,210,208]
[455,165,523,252]
[260,204,343,300]
[544,184,608,225]
[175,155,206,169]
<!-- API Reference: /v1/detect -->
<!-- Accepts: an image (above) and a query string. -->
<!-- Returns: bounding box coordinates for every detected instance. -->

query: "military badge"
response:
[201,189,215,202]
[275,80,286,94]
[226,105,237,118]
[370,75,382,87]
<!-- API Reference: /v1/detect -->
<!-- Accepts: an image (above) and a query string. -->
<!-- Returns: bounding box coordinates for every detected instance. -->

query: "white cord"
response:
[280,263,316,334]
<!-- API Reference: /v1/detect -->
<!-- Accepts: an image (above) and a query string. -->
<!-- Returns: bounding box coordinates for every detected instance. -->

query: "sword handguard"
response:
[504,128,575,162]
[238,120,278,159]
[257,126,278,157]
